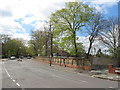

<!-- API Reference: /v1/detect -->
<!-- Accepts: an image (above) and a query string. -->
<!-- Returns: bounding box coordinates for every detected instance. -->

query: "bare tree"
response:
[43,25,51,56]
[44,21,54,57]
[85,12,107,59]
[99,17,119,58]
[30,30,47,56]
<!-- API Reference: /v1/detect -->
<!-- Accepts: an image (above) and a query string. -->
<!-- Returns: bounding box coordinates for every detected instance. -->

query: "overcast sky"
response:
[0,0,119,52]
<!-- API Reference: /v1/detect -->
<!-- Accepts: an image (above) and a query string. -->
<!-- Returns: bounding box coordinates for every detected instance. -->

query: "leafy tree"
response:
[77,43,85,56]
[1,36,27,58]
[50,2,94,59]
[26,46,35,56]
[30,30,46,56]
[0,34,11,58]
[30,25,55,57]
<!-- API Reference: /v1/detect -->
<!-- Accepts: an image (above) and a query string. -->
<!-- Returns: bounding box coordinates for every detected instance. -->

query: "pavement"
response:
[0,58,119,89]
[55,65,120,81]
[33,59,120,82]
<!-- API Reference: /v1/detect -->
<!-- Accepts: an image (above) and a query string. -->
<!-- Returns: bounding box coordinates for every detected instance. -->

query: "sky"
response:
[0,0,119,53]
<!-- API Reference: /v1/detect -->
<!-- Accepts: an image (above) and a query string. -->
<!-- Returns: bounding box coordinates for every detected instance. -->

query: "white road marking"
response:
[12,79,16,82]
[2,62,21,87]
[16,83,20,86]
[10,77,13,80]
[3,62,11,78]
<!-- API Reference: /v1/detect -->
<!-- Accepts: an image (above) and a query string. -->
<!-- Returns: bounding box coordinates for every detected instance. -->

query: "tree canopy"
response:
[50,2,94,57]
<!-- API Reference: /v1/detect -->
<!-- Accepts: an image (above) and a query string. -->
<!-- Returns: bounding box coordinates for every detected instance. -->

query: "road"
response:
[1,59,119,89]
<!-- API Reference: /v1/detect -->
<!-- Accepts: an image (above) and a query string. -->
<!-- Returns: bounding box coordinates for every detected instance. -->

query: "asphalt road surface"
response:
[1,59,119,89]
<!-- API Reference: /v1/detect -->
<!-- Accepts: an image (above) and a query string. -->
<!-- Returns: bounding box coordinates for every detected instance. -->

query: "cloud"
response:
[21,16,42,25]
[0,0,72,19]
[0,18,25,34]
[21,15,46,30]
[0,0,73,41]
[0,9,12,17]
[11,33,31,41]
[0,0,118,43]
[84,0,119,13]
[32,21,46,30]
[90,0,119,4]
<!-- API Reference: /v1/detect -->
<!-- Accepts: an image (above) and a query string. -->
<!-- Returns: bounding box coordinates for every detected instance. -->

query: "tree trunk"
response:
[87,41,92,59]
[73,31,78,57]
[73,31,79,65]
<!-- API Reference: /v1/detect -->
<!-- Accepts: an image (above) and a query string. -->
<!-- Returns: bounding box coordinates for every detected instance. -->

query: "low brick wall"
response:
[108,65,120,74]
[34,56,92,71]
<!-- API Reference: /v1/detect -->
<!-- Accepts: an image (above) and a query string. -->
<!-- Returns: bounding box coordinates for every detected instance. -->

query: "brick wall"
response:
[34,56,92,70]
[108,65,120,74]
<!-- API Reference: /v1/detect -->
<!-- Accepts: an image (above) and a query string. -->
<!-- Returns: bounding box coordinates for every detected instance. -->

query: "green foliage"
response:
[51,2,94,56]
[77,43,85,55]
[2,37,27,58]
[26,46,35,56]
[30,30,52,56]
[108,47,120,58]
